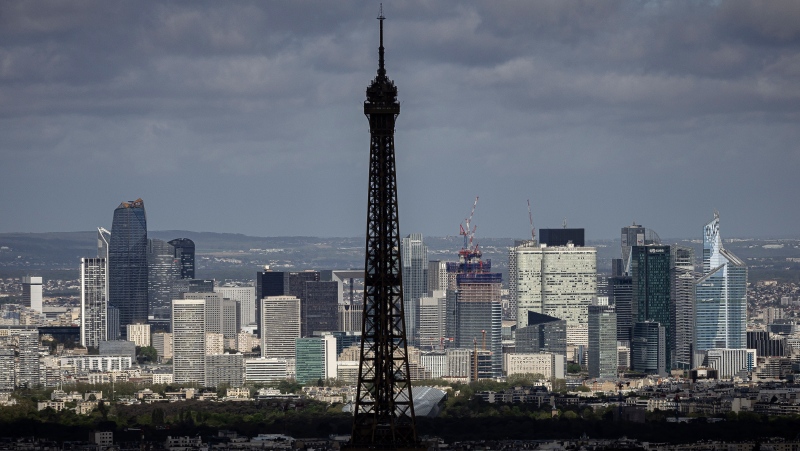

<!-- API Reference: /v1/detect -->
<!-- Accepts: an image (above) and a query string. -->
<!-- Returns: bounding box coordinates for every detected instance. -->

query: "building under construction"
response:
[445,199,503,379]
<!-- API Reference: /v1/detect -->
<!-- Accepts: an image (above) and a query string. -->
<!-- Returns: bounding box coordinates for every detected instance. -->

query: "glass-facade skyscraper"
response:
[148,238,180,319]
[695,212,747,351]
[401,233,428,343]
[631,244,672,369]
[169,238,196,279]
[109,198,148,338]
[80,257,107,348]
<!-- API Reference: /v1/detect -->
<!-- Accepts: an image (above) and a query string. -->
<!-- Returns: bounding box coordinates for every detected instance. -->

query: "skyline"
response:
[2,1,799,239]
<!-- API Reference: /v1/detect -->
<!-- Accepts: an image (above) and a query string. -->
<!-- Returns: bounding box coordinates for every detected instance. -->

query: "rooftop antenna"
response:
[527,199,535,243]
[562,218,568,229]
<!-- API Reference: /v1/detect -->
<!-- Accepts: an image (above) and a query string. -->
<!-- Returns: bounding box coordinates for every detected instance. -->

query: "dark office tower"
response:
[516,311,567,357]
[609,276,633,342]
[402,233,428,343]
[350,12,419,450]
[611,258,624,277]
[538,228,585,247]
[303,281,338,337]
[109,198,148,338]
[168,238,195,279]
[255,269,287,336]
[147,238,180,319]
[288,271,320,299]
[671,246,696,369]
[631,245,672,369]
[631,321,666,376]
[621,223,660,274]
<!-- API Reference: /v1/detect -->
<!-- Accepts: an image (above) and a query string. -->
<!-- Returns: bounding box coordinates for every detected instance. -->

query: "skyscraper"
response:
[515,243,597,346]
[303,281,338,337]
[621,223,660,274]
[588,305,618,379]
[538,228,585,247]
[427,260,448,296]
[172,299,206,384]
[147,238,180,319]
[631,321,666,376]
[80,257,107,348]
[696,211,747,351]
[261,296,300,360]
[609,275,633,343]
[402,233,428,343]
[168,238,195,280]
[448,262,503,378]
[515,311,567,357]
[631,244,672,369]
[671,245,696,369]
[22,276,43,313]
[109,198,148,337]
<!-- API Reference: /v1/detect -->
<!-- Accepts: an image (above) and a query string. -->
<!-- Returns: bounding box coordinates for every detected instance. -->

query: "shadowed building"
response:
[109,199,148,337]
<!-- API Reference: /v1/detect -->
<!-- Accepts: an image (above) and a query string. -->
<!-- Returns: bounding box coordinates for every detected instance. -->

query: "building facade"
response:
[295,335,336,384]
[401,233,428,342]
[631,244,672,369]
[695,212,747,351]
[261,296,300,359]
[147,238,180,319]
[109,199,148,337]
[80,257,107,348]
[515,244,596,346]
[631,321,666,376]
[588,305,618,379]
[172,299,206,384]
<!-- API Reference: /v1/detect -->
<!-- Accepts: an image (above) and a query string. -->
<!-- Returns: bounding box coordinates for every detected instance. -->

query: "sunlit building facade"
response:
[695,212,747,351]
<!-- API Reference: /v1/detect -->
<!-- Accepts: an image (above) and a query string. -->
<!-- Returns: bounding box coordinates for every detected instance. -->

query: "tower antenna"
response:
[527,199,536,243]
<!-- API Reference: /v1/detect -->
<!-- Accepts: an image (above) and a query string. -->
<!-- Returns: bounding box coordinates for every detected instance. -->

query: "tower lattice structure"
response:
[349,11,420,450]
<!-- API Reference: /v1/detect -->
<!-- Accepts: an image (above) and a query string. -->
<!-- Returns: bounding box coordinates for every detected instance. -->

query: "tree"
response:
[136,346,158,364]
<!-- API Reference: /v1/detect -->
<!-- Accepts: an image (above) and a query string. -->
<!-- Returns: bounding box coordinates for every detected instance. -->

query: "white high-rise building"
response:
[80,258,107,348]
[126,324,150,347]
[205,333,224,356]
[261,296,300,359]
[244,357,288,383]
[22,276,43,313]
[338,302,363,333]
[418,290,447,350]
[515,243,597,346]
[172,299,206,384]
[214,286,256,327]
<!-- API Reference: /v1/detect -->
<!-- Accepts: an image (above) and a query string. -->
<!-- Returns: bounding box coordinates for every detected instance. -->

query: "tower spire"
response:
[377,4,386,77]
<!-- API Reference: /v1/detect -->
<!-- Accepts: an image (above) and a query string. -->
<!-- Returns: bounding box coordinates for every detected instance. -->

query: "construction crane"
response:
[527,199,536,243]
[481,329,486,351]
[458,196,482,263]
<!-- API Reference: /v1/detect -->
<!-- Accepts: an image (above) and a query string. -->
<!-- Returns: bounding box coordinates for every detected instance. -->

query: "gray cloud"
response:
[1,0,798,240]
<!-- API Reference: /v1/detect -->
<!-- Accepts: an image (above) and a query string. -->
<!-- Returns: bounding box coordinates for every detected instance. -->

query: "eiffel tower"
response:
[347,9,423,451]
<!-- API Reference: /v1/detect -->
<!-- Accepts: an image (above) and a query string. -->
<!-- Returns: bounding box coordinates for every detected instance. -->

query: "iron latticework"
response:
[349,12,420,450]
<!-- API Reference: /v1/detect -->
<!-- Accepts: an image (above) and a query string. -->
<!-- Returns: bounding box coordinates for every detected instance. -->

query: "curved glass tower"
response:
[109,198,148,338]
[695,211,747,351]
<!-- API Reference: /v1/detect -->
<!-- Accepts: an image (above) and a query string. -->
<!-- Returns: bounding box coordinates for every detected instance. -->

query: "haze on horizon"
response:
[1,1,798,240]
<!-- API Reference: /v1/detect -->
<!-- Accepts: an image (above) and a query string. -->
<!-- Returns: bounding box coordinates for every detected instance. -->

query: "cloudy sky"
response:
[2,1,798,240]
